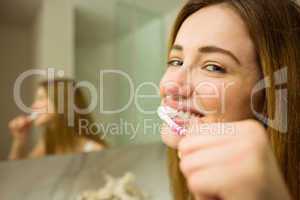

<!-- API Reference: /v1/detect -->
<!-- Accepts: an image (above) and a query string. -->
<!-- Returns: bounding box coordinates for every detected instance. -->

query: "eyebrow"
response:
[171,44,241,65]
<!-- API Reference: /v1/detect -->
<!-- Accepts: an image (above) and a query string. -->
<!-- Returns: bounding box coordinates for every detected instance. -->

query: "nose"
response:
[160,69,193,99]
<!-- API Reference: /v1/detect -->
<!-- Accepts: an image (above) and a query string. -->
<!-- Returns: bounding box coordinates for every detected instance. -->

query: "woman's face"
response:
[31,87,55,126]
[160,3,264,148]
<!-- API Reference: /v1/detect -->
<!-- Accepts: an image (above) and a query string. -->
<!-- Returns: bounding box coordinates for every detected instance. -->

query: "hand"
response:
[178,118,291,200]
[8,115,33,144]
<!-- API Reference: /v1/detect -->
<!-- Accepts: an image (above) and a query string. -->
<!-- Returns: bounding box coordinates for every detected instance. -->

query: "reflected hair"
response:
[39,78,108,154]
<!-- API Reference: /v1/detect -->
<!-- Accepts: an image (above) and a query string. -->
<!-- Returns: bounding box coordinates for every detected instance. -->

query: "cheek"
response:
[223,81,259,120]
[159,68,180,94]
[160,69,172,85]
[193,80,227,113]
[160,72,169,96]
[193,79,255,120]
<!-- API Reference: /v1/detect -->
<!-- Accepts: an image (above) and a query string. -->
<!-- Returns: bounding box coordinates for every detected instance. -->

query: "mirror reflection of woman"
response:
[9,79,107,160]
[160,0,300,200]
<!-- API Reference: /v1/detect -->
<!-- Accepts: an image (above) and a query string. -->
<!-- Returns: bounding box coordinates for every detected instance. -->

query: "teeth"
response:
[182,112,190,119]
[177,111,191,120]
[164,106,178,118]
[163,106,193,120]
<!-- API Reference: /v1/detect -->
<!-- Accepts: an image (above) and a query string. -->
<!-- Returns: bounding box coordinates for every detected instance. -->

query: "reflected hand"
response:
[9,115,33,144]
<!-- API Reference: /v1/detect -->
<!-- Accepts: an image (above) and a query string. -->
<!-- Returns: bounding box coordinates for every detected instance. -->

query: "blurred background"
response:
[0,0,182,161]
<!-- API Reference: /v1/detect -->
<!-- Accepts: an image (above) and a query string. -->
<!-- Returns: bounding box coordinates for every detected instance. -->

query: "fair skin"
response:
[160,3,290,200]
[8,87,102,160]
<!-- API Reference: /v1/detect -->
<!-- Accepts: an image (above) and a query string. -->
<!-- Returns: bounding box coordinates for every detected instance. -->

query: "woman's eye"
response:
[167,59,183,67]
[204,64,226,73]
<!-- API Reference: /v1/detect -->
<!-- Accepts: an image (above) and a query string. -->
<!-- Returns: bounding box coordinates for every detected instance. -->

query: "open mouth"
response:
[157,103,205,136]
[163,105,205,126]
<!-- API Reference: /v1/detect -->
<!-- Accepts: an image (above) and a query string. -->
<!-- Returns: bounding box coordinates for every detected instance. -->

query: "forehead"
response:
[174,3,255,63]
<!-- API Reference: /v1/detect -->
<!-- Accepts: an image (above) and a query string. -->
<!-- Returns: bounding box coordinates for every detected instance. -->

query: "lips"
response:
[163,97,205,119]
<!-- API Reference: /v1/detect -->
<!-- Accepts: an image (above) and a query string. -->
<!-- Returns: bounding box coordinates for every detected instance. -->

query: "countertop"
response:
[0,143,171,200]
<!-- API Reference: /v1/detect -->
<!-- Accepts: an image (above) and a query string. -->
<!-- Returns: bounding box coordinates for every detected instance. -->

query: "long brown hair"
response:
[39,78,107,154]
[167,0,300,199]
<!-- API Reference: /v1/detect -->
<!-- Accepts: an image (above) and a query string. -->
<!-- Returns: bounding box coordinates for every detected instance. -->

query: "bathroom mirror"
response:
[0,0,181,162]
[75,0,181,146]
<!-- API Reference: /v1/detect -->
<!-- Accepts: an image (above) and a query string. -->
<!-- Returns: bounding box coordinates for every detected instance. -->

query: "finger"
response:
[195,195,221,200]
[179,122,238,158]
[195,195,217,200]
[15,117,31,133]
[188,119,237,137]
[21,122,31,133]
[178,133,234,157]
[9,120,16,129]
[17,118,27,129]
[21,116,32,126]
[180,141,245,176]
[187,166,228,198]
[22,116,32,124]
[15,118,23,128]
